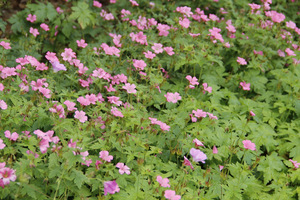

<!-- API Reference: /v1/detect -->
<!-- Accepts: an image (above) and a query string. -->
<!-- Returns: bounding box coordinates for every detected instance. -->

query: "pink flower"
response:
[189,33,201,37]
[286,21,296,29]
[192,109,207,118]
[4,130,19,141]
[107,96,122,106]
[64,100,77,111]
[133,59,147,70]
[186,75,199,88]
[0,83,4,91]
[240,81,251,91]
[164,190,181,200]
[285,48,296,56]
[193,139,205,147]
[105,84,116,92]
[99,151,113,162]
[104,180,120,196]
[143,51,156,59]
[74,110,88,123]
[289,159,300,169]
[0,139,6,149]
[0,167,17,186]
[116,163,130,174]
[157,23,170,36]
[26,14,36,23]
[122,83,137,93]
[242,140,256,151]
[164,47,174,56]
[278,49,285,57]
[152,43,164,54]
[129,0,139,6]
[156,175,170,187]
[237,57,247,65]
[40,23,49,31]
[111,106,124,117]
[39,88,51,98]
[183,156,194,170]
[0,41,11,49]
[56,7,64,13]
[0,100,7,110]
[219,165,224,171]
[250,111,255,116]
[77,39,88,48]
[93,1,102,8]
[50,61,66,72]
[179,18,190,28]
[190,148,207,163]
[202,83,212,93]
[212,145,218,154]
[164,92,182,103]
[29,27,39,37]
[61,48,76,62]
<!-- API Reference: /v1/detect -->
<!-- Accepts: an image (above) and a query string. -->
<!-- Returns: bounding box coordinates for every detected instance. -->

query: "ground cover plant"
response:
[0,0,300,199]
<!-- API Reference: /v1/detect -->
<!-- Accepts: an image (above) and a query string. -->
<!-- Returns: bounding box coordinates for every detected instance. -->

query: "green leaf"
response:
[69,2,95,29]
[71,169,89,189]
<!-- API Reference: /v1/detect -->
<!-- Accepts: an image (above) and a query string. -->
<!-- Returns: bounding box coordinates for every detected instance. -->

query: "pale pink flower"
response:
[105,84,116,92]
[29,27,39,37]
[156,175,170,187]
[285,48,296,56]
[193,139,205,147]
[192,109,207,118]
[123,83,137,93]
[212,145,218,154]
[99,151,113,162]
[93,1,102,8]
[202,83,212,93]
[190,148,207,163]
[164,190,181,200]
[179,18,190,28]
[189,33,200,37]
[39,88,51,98]
[104,180,120,195]
[56,7,64,13]
[76,39,88,48]
[0,83,4,91]
[240,81,251,91]
[0,139,6,149]
[242,140,256,151]
[237,57,247,65]
[74,110,88,123]
[26,14,36,23]
[133,59,147,70]
[0,100,7,110]
[50,61,66,72]
[111,106,124,117]
[164,92,182,103]
[286,21,296,29]
[61,48,76,62]
[4,131,19,141]
[107,96,122,106]
[157,23,170,36]
[129,0,139,6]
[143,51,156,59]
[289,159,300,169]
[164,47,174,56]
[0,41,11,49]
[250,111,255,116]
[116,163,130,174]
[64,100,77,111]
[152,43,164,54]
[278,49,285,57]
[40,23,49,31]
[219,165,224,171]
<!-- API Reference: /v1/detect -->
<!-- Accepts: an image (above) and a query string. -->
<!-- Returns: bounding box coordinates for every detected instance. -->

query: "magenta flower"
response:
[219,165,224,171]
[116,163,130,175]
[289,159,300,169]
[240,81,250,91]
[99,151,113,162]
[40,23,49,31]
[76,39,88,48]
[0,139,6,149]
[202,83,212,93]
[250,111,255,116]
[74,110,88,123]
[164,190,181,200]
[104,180,120,196]
[93,1,102,8]
[0,167,17,186]
[190,148,207,163]
[156,175,170,187]
[29,27,39,37]
[122,83,137,94]
[237,57,247,65]
[183,156,194,170]
[164,92,182,103]
[242,140,256,151]
[26,14,36,23]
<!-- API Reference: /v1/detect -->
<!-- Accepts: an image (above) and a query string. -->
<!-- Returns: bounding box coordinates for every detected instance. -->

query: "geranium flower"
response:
[164,92,182,103]
[212,145,218,154]
[29,27,39,37]
[74,110,88,123]
[164,190,181,200]
[99,151,113,162]
[26,14,36,23]
[116,163,130,174]
[122,83,137,94]
[104,180,120,195]
[240,81,250,91]
[152,43,163,54]
[0,100,7,110]
[0,167,17,186]
[40,23,49,31]
[190,148,207,163]
[289,159,300,169]
[76,39,88,48]
[183,156,194,170]
[156,176,170,187]
[242,140,256,151]
[4,130,19,141]
[50,61,66,72]
[237,57,247,65]
[111,106,124,117]
[0,139,6,149]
